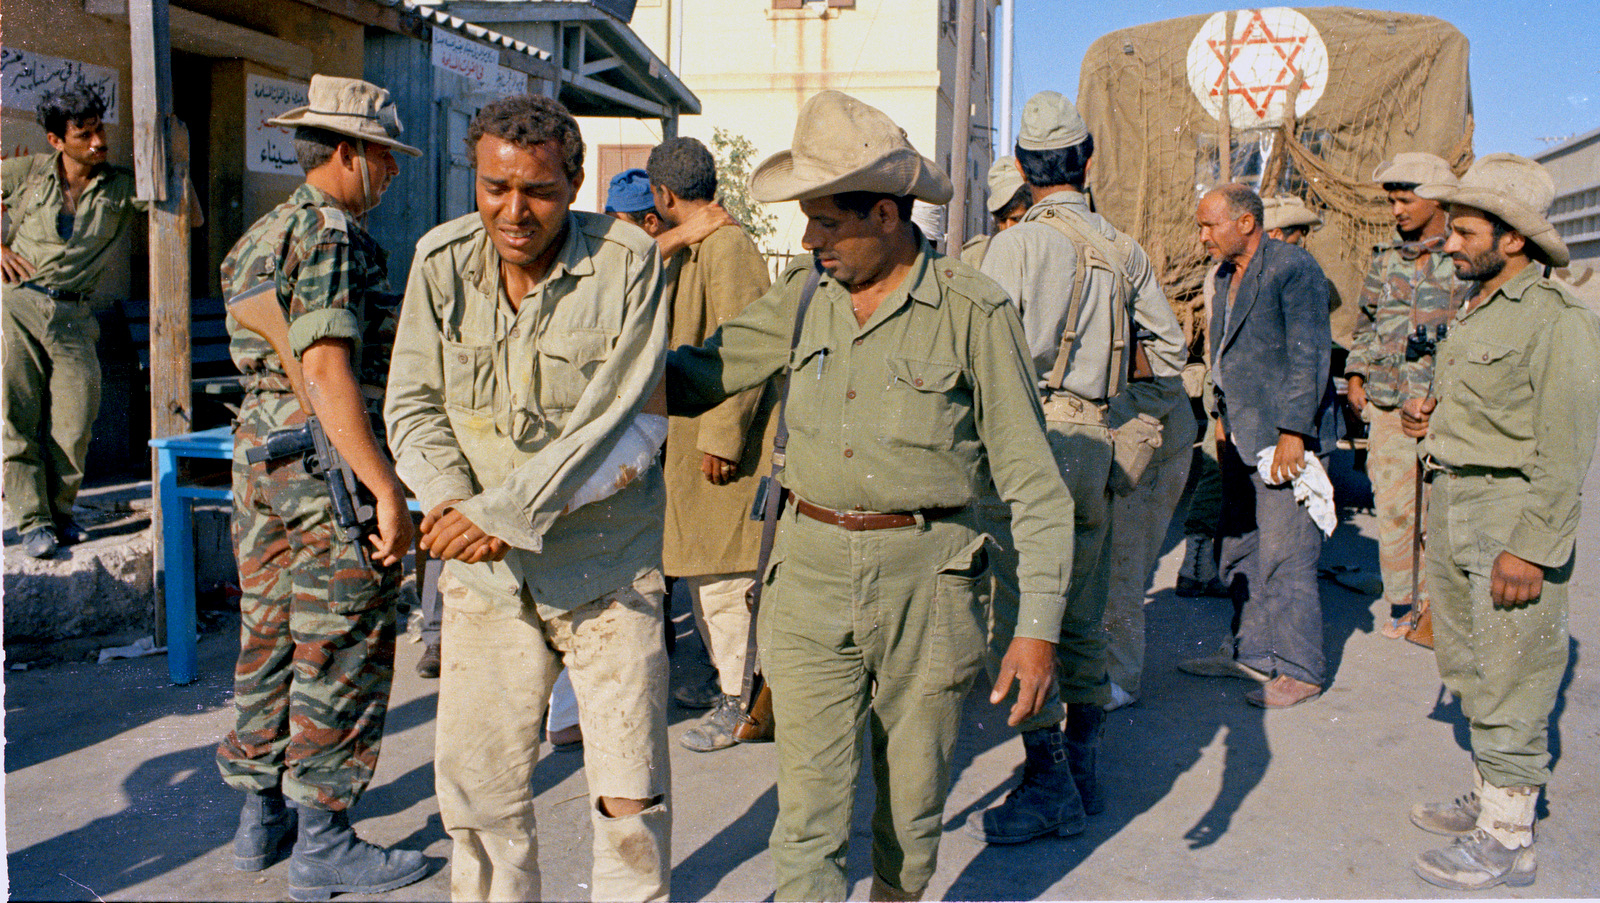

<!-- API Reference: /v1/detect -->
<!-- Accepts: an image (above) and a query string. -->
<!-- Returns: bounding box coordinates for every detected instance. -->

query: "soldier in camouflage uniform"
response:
[217,75,427,902]
[1344,153,1469,637]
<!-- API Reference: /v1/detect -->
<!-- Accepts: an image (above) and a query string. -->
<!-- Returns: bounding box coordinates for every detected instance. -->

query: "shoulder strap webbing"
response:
[1035,207,1135,396]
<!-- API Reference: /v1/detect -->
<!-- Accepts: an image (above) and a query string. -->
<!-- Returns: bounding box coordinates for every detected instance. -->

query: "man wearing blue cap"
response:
[607,168,664,236]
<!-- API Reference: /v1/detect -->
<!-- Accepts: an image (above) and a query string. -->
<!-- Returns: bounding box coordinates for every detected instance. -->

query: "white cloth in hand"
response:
[1254,447,1336,537]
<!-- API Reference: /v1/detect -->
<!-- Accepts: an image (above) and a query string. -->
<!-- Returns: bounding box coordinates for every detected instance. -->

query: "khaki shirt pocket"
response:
[442,339,494,412]
[537,328,613,413]
[882,356,966,450]
[1460,339,1524,406]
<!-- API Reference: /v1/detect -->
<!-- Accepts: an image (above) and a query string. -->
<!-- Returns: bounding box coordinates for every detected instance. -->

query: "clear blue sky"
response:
[999,2,1600,158]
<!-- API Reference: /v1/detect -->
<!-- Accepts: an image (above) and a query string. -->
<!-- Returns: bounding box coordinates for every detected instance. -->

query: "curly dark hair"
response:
[467,94,584,179]
[646,137,717,201]
[36,82,108,139]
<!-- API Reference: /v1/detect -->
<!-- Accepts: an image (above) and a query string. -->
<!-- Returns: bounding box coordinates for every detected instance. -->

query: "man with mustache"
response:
[386,94,671,902]
[1345,153,1470,639]
[217,74,427,901]
[667,90,1074,901]
[1400,154,1600,891]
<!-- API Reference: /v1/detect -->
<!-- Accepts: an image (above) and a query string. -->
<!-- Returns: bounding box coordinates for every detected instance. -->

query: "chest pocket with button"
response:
[537,328,613,413]
[882,356,967,450]
[784,343,830,438]
[442,338,495,411]
[1460,339,1527,409]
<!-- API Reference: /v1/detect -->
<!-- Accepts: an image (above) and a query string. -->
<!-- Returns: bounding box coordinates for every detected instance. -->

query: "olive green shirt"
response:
[385,211,669,615]
[2,152,143,293]
[1423,264,1600,568]
[666,242,1075,642]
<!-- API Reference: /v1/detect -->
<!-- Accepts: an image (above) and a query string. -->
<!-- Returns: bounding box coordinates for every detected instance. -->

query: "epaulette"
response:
[413,212,484,260]
[932,255,1004,313]
[578,208,655,258]
[316,206,351,239]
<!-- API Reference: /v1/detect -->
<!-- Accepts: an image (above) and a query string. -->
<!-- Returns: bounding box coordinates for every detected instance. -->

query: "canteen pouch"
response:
[1108,413,1163,496]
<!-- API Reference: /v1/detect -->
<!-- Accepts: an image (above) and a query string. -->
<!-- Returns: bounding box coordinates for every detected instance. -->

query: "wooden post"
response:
[946,0,976,250]
[129,0,194,655]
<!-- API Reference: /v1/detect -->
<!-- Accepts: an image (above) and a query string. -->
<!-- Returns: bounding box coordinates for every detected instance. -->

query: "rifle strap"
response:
[739,261,823,715]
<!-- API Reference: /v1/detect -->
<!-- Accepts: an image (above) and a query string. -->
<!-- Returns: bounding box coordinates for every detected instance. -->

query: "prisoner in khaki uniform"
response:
[666,90,1074,902]
[2,84,145,558]
[1400,154,1600,892]
[218,75,428,901]
[385,95,671,903]
[975,91,1187,844]
[1345,152,1470,636]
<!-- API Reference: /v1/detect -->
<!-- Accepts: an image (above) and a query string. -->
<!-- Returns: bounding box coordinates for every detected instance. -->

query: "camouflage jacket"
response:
[221,183,397,400]
[1344,233,1468,408]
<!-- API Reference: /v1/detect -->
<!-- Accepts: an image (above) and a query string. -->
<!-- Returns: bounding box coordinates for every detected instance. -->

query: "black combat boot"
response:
[287,805,428,902]
[1065,702,1106,816]
[966,726,1084,843]
[233,787,297,871]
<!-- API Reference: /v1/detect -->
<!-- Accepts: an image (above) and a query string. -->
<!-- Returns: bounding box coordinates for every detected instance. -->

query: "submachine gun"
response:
[227,281,379,569]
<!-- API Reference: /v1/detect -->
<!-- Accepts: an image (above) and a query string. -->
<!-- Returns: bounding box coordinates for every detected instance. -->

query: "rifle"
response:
[227,281,379,570]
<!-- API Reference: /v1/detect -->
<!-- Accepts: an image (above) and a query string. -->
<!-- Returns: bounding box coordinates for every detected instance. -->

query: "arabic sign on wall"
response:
[433,27,499,90]
[246,75,309,176]
[1186,7,1328,130]
[1,48,120,125]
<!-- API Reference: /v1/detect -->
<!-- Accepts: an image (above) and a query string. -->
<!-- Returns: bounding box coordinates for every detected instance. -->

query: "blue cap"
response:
[605,168,655,214]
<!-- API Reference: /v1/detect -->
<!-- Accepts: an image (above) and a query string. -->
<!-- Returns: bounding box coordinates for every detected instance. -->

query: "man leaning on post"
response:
[216,74,427,902]
[1400,153,1600,892]
[666,89,1075,902]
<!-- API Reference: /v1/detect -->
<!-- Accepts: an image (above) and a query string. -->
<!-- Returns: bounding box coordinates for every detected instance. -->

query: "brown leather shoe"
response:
[1245,674,1321,708]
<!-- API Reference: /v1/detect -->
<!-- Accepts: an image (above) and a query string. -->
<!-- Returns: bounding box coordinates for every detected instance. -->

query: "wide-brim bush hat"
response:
[268,74,422,157]
[1417,153,1568,267]
[749,90,952,205]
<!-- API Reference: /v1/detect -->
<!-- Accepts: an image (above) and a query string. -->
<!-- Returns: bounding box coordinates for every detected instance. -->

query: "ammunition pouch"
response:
[1108,413,1164,496]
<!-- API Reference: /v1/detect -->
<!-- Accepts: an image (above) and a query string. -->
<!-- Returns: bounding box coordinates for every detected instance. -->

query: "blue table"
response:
[149,426,422,685]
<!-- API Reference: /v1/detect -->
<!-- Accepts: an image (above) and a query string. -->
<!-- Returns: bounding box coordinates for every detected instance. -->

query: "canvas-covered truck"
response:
[1077,6,1472,352]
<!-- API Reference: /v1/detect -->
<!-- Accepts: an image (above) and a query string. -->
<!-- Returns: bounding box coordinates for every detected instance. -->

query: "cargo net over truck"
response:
[1078,6,1473,352]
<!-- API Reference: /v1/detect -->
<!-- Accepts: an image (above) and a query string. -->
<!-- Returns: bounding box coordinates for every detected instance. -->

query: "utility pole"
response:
[998,0,1014,155]
[947,0,976,249]
[129,0,194,670]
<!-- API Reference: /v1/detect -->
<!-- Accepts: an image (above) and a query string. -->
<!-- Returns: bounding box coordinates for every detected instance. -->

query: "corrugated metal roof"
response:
[375,0,553,61]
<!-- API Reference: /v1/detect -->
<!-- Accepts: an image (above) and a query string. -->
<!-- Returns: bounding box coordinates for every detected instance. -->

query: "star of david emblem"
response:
[1205,8,1313,120]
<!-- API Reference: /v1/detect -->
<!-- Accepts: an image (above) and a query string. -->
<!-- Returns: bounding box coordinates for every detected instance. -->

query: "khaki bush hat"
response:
[1017,91,1089,151]
[1371,152,1455,187]
[986,156,1027,212]
[1262,195,1322,232]
[268,75,422,157]
[749,90,952,205]
[1417,153,1569,267]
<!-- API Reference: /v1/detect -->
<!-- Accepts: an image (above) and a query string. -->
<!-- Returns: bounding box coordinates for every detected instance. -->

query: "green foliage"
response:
[710,127,778,252]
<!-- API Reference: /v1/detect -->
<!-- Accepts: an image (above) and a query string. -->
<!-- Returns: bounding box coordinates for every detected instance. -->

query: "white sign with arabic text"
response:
[432,27,498,90]
[1,48,120,125]
[246,75,309,175]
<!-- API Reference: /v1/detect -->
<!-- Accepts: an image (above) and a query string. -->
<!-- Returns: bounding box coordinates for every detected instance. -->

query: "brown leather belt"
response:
[791,495,963,531]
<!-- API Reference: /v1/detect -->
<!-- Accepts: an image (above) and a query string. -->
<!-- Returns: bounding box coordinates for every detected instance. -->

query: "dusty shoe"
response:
[672,674,720,710]
[1412,828,1536,891]
[1103,682,1138,712]
[966,726,1084,843]
[1411,791,1481,836]
[681,694,742,752]
[22,526,58,559]
[1178,652,1269,682]
[415,641,441,679]
[1245,674,1322,708]
[56,520,90,546]
[288,805,428,902]
[234,788,297,871]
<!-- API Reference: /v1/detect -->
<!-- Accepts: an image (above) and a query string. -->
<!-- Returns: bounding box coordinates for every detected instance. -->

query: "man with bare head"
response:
[386,94,671,902]
[1183,182,1338,709]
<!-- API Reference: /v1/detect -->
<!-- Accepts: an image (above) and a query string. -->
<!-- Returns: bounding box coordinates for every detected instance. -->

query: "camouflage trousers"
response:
[1364,405,1429,617]
[216,392,400,811]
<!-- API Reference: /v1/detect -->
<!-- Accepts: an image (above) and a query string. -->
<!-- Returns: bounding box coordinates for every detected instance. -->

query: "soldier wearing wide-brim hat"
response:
[667,89,1075,901]
[217,73,427,901]
[1400,153,1598,891]
[1261,195,1323,243]
[1345,150,1469,641]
